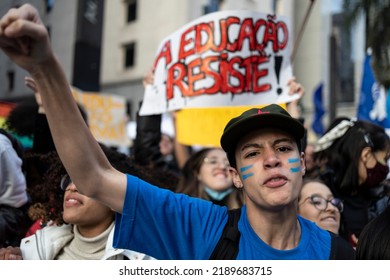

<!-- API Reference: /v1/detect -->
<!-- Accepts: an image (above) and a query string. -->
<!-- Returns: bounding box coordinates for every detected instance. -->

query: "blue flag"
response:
[358,54,376,121]
[357,53,389,127]
[311,82,325,136]
[384,88,390,129]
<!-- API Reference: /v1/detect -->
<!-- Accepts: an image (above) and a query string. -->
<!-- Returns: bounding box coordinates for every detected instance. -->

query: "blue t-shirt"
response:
[113,174,331,260]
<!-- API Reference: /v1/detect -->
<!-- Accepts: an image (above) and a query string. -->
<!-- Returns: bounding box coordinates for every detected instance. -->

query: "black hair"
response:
[356,204,390,259]
[314,120,390,195]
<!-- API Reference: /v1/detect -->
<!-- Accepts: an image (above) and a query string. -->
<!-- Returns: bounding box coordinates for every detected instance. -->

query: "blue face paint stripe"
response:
[242,173,254,180]
[288,158,300,163]
[240,165,253,172]
[290,166,301,173]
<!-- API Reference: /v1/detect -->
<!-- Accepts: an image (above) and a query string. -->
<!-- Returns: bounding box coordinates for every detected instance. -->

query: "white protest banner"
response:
[139,10,297,116]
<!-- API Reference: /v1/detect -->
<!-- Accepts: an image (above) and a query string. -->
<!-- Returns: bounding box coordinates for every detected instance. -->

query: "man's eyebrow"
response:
[240,143,262,153]
[274,137,295,145]
[240,137,294,152]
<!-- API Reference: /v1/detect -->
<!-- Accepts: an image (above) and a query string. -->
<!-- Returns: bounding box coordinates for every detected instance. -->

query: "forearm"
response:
[30,56,113,198]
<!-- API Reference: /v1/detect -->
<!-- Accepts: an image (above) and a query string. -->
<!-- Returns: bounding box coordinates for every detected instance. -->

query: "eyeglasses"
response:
[60,174,72,191]
[203,157,230,168]
[302,195,344,213]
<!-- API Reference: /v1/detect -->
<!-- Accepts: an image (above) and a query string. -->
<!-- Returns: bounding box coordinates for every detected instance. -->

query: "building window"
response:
[124,42,136,68]
[331,13,354,104]
[7,71,15,91]
[127,0,137,23]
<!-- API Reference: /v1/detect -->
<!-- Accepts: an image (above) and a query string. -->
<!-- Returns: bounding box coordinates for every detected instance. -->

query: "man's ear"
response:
[360,146,372,166]
[301,151,306,175]
[229,167,243,189]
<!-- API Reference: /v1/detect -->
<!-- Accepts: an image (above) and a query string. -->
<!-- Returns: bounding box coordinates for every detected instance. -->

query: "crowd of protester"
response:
[0,4,389,260]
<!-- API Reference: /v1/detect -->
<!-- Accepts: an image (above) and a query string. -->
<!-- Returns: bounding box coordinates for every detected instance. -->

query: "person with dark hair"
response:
[176,147,243,209]
[355,203,390,259]
[314,118,390,246]
[0,143,175,260]
[0,4,354,259]
[23,150,67,232]
[18,76,91,235]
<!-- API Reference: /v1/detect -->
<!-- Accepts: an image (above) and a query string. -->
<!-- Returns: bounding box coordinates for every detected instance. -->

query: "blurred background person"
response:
[176,147,243,209]
[298,178,343,234]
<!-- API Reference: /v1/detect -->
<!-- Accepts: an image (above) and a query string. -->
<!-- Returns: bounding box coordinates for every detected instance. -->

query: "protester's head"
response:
[356,204,390,259]
[314,119,390,195]
[159,133,174,157]
[298,178,343,234]
[221,104,305,168]
[176,148,234,200]
[220,104,306,209]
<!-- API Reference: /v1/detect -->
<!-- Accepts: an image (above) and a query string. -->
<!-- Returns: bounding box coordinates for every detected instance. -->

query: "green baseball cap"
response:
[220,104,305,166]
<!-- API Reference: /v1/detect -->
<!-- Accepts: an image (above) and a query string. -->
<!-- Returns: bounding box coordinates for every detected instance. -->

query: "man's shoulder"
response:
[298,215,331,243]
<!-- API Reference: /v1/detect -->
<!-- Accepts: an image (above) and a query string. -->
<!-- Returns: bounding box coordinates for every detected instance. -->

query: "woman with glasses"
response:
[176,148,243,209]
[298,178,343,234]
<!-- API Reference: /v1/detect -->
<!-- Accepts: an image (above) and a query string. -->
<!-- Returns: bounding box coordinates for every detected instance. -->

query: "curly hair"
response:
[24,150,67,226]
